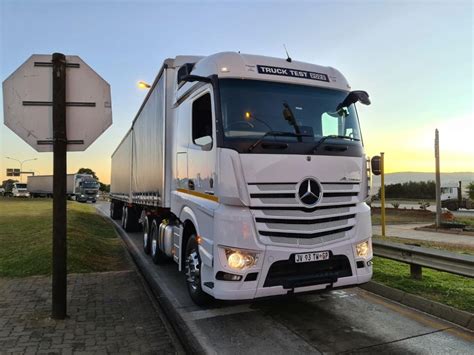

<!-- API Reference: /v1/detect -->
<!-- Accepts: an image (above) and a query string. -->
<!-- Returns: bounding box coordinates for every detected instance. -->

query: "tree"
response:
[77,168,98,180]
[467,182,474,200]
[99,182,110,192]
[1,179,19,190]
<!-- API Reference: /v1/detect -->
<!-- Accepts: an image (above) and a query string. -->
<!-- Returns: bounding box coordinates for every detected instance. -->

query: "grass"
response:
[0,197,129,277]
[373,256,474,313]
[455,217,474,227]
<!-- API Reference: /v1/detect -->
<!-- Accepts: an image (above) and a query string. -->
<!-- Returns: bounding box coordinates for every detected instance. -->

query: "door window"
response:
[192,93,213,148]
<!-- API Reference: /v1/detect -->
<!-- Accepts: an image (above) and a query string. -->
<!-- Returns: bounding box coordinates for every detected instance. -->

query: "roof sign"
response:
[257,65,329,82]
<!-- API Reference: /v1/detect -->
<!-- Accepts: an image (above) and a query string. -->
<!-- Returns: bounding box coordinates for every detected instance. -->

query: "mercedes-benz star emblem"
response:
[298,178,321,206]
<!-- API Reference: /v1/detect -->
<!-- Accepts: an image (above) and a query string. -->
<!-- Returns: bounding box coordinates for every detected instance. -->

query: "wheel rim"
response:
[151,229,157,256]
[122,208,127,226]
[143,218,149,248]
[151,238,156,256]
[185,250,200,291]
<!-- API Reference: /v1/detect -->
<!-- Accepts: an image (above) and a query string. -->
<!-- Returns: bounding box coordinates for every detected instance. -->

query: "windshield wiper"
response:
[248,131,312,152]
[312,135,360,152]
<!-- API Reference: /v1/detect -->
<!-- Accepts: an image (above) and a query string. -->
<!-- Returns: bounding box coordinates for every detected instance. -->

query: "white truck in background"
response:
[441,182,473,210]
[28,174,99,202]
[110,52,374,305]
[11,182,29,197]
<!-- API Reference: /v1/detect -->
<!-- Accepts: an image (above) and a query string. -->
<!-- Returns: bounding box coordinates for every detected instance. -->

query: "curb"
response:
[360,281,474,331]
[97,208,209,354]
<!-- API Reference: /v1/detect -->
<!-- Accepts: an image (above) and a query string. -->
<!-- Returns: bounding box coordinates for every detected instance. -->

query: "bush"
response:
[380,180,435,200]
[391,202,400,209]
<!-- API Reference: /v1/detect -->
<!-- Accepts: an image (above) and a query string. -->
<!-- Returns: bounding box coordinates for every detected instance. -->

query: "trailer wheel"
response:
[142,215,151,254]
[150,220,167,264]
[123,206,139,232]
[446,201,459,211]
[185,235,213,306]
[110,201,122,220]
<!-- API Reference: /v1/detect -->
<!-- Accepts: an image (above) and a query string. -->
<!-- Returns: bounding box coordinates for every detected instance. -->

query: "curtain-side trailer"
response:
[110,52,374,305]
[28,174,98,202]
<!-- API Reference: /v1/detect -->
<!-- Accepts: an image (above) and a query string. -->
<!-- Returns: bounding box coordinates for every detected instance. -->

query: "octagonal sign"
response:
[2,54,112,152]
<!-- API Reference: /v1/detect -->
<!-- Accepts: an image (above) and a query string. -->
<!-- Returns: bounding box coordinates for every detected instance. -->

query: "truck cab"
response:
[76,179,99,203]
[172,53,372,302]
[12,182,29,197]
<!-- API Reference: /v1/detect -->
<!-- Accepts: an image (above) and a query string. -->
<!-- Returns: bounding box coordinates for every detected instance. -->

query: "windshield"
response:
[82,181,99,188]
[15,184,27,189]
[219,79,362,154]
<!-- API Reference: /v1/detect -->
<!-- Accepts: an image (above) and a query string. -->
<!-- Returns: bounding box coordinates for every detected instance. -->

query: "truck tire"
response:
[150,219,168,264]
[110,201,122,220]
[122,206,139,232]
[446,201,459,211]
[142,215,151,254]
[185,235,213,306]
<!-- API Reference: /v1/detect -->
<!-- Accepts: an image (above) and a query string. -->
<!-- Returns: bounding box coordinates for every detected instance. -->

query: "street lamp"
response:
[5,157,38,182]
[137,81,151,89]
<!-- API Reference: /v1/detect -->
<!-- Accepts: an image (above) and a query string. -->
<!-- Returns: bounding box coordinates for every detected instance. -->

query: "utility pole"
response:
[380,152,386,237]
[51,53,68,319]
[435,129,441,228]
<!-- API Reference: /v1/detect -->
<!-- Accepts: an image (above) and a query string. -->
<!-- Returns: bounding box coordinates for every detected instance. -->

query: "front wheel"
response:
[185,235,213,306]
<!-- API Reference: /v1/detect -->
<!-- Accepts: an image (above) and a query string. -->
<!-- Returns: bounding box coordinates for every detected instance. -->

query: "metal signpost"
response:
[3,53,112,319]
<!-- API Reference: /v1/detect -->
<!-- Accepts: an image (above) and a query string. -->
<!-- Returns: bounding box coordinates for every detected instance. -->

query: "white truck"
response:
[28,174,99,202]
[110,52,374,305]
[441,183,473,210]
[10,182,29,197]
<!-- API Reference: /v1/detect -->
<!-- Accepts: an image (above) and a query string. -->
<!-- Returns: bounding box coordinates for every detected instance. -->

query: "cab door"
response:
[187,87,217,198]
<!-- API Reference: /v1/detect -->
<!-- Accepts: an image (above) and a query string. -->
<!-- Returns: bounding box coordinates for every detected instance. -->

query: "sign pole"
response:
[52,52,68,319]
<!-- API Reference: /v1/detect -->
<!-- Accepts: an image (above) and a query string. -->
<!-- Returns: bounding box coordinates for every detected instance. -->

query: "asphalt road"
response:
[96,202,473,354]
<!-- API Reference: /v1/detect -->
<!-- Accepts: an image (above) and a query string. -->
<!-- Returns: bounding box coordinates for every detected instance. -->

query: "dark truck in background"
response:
[27,174,99,202]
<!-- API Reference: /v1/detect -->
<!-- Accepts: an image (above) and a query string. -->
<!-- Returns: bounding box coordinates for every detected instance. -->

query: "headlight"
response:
[356,240,371,258]
[223,247,259,270]
[81,194,85,197]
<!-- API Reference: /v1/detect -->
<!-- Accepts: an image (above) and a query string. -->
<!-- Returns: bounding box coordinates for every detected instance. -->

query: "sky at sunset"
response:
[1,0,473,184]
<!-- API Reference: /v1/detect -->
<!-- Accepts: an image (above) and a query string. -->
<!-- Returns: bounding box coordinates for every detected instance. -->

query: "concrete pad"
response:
[96,202,474,354]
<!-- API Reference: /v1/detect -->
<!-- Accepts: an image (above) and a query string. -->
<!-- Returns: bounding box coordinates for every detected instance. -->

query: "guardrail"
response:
[372,239,474,279]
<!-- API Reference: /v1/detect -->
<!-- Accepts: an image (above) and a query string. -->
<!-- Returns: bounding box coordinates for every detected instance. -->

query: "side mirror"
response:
[371,156,382,176]
[337,90,371,111]
[195,135,213,151]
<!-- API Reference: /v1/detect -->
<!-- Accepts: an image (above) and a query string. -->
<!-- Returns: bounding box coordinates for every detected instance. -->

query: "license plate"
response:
[295,251,330,263]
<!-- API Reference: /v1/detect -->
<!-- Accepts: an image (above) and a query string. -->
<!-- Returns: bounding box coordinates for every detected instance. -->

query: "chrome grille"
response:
[249,181,360,246]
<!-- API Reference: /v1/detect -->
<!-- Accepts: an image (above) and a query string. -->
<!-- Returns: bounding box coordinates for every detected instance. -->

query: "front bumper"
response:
[77,195,97,201]
[201,204,373,300]
[209,243,372,300]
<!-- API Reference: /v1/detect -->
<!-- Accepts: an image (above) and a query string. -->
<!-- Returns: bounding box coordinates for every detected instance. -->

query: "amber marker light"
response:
[137,81,151,89]
[196,235,203,245]
[244,111,252,120]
